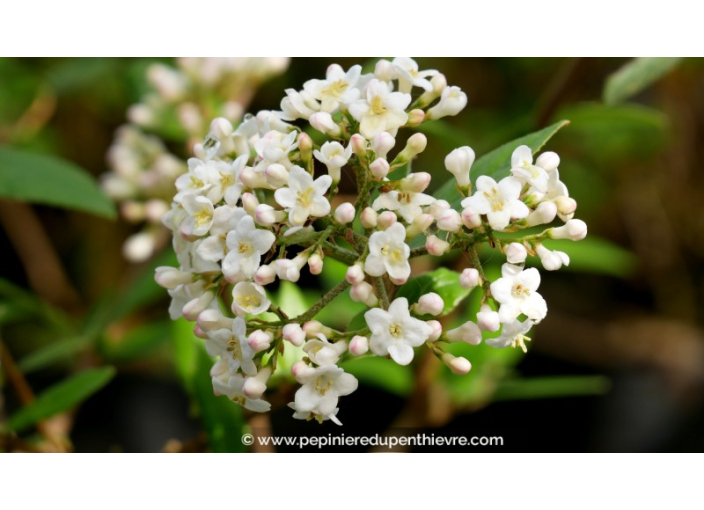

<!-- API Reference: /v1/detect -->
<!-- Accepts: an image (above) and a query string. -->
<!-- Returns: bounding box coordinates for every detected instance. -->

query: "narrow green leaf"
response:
[542,237,637,278]
[8,367,116,432]
[434,120,570,207]
[603,57,682,106]
[341,356,413,397]
[172,319,245,452]
[0,147,116,219]
[396,267,472,316]
[493,375,611,401]
[18,336,91,374]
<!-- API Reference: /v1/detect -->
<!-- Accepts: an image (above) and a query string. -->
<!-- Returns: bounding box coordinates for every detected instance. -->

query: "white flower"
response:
[364,297,432,365]
[303,64,362,112]
[427,86,467,119]
[303,335,347,366]
[392,57,438,93]
[280,88,320,120]
[231,281,270,317]
[445,321,482,345]
[486,318,533,353]
[292,365,358,420]
[206,317,257,376]
[349,79,411,139]
[254,130,298,169]
[490,263,547,324]
[211,365,271,412]
[274,166,332,226]
[222,215,276,279]
[174,158,218,203]
[510,145,549,194]
[180,194,215,237]
[372,185,435,223]
[364,222,411,281]
[461,176,529,231]
[196,206,247,262]
[505,242,527,264]
[314,141,353,183]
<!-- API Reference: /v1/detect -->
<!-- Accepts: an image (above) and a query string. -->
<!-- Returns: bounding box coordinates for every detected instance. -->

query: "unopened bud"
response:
[442,353,472,375]
[377,211,397,229]
[346,263,365,284]
[350,282,378,307]
[303,320,334,338]
[349,335,369,356]
[525,201,557,227]
[350,134,367,157]
[461,207,482,229]
[254,263,276,286]
[240,167,269,189]
[374,59,395,81]
[283,323,305,347]
[406,213,434,238]
[255,204,285,227]
[445,321,482,345]
[414,292,444,316]
[360,207,378,228]
[334,202,356,224]
[370,158,390,180]
[444,146,475,189]
[505,242,527,264]
[429,200,451,219]
[460,268,481,289]
[264,163,289,188]
[426,234,450,256]
[405,109,425,127]
[536,244,570,271]
[248,330,273,353]
[426,320,443,341]
[550,219,587,241]
[555,196,577,216]
[535,151,560,172]
[210,117,233,139]
[399,172,431,193]
[182,291,215,321]
[437,209,462,232]
[197,308,234,333]
[371,132,395,158]
[155,267,193,289]
[243,367,271,399]
[476,305,500,332]
[308,253,323,275]
[241,192,259,215]
[309,112,341,137]
[393,133,427,165]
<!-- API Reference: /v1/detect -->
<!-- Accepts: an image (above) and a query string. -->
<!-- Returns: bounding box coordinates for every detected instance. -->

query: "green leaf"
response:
[493,375,611,401]
[542,237,637,278]
[341,356,413,397]
[603,57,682,106]
[0,147,116,218]
[417,120,474,153]
[172,319,245,452]
[396,267,472,316]
[7,367,116,432]
[434,120,570,207]
[17,336,91,374]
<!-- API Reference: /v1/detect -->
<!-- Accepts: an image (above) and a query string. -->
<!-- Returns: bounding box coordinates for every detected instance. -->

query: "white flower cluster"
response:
[155,58,586,426]
[102,58,289,262]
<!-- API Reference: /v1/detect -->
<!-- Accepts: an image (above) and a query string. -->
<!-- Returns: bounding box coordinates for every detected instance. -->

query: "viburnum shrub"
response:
[154,57,586,425]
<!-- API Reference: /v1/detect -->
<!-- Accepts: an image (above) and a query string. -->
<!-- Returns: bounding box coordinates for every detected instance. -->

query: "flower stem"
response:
[373,276,390,310]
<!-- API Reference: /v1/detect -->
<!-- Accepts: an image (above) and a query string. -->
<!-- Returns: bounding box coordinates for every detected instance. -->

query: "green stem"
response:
[373,276,390,310]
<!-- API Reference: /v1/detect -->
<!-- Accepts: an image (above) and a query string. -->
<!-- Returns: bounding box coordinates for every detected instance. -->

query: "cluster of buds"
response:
[155,58,586,425]
[102,58,289,261]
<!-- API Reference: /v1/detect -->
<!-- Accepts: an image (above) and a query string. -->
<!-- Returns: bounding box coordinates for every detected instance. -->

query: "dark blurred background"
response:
[1,57,703,452]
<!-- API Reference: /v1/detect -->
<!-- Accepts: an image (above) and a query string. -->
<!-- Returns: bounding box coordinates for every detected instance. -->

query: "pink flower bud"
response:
[349,335,369,356]
[371,132,396,158]
[182,291,215,321]
[350,133,367,157]
[334,202,356,224]
[461,207,482,229]
[370,158,390,180]
[437,209,462,232]
[350,282,378,307]
[197,308,233,332]
[308,253,323,275]
[297,132,313,154]
[283,323,305,347]
[426,234,450,256]
[406,109,425,127]
[346,263,365,284]
[248,330,273,353]
[400,172,431,193]
[460,268,480,289]
[444,146,475,188]
[377,211,397,229]
[255,204,284,227]
[428,200,451,219]
[193,324,208,339]
[415,292,444,316]
[254,264,276,286]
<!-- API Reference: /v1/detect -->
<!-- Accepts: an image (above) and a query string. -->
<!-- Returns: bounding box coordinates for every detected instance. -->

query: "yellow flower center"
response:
[511,334,531,353]
[193,209,212,227]
[227,337,242,359]
[371,95,387,115]
[324,80,348,97]
[236,295,261,310]
[389,323,403,338]
[238,241,253,254]
[512,283,530,297]
[190,176,204,188]
[315,377,334,395]
[297,188,314,208]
